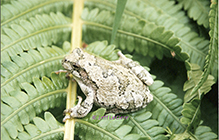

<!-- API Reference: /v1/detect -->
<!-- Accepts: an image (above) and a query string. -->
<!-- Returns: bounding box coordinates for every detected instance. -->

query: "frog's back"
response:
[88,58,152,112]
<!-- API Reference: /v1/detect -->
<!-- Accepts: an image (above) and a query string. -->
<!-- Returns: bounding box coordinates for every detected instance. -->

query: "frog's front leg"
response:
[63,81,94,122]
[115,51,154,86]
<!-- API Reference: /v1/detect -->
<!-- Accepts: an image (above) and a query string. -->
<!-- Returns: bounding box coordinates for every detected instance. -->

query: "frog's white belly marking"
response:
[62,48,153,122]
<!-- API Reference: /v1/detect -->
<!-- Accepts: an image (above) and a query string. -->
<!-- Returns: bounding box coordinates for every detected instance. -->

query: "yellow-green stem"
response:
[64,0,84,140]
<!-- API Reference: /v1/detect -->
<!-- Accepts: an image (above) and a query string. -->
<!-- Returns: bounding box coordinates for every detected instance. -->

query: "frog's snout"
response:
[62,58,72,71]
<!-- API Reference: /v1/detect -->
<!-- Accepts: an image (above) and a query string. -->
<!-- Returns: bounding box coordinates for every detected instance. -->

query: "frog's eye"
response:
[71,62,80,69]
[62,58,68,64]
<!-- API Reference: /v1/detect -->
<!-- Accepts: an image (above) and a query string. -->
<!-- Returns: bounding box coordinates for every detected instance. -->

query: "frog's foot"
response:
[116,51,154,86]
[55,70,77,82]
[63,96,83,122]
[113,51,132,66]
[135,69,154,86]
[63,88,95,122]
[55,70,68,74]
[117,51,127,59]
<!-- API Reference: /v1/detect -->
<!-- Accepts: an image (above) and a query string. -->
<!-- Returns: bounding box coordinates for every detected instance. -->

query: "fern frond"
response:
[1,0,12,5]
[179,98,218,138]
[183,64,215,102]
[82,8,191,69]
[1,72,67,139]
[180,99,201,132]
[75,108,137,140]
[84,0,216,76]
[1,0,72,28]
[134,0,213,72]
[208,0,218,79]
[126,109,167,139]
[1,12,71,62]
[185,1,218,102]
[146,80,185,133]
[85,40,119,61]
[177,0,210,28]
[85,40,150,67]
[144,0,190,24]
[15,112,64,139]
[85,0,189,24]
[173,125,218,140]
[75,108,166,140]
[1,42,70,96]
[132,0,214,72]
[90,0,214,74]
[194,126,218,139]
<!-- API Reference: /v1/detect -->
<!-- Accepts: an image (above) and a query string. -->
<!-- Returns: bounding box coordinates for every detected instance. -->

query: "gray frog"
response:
[62,48,154,121]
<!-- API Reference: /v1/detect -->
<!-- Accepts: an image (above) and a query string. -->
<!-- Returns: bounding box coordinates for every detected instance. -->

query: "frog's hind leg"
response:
[63,82,95,122]
[115,51,154,86]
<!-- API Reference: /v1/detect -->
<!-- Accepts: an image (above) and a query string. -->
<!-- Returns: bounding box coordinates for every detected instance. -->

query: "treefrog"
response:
[62,48,154,121]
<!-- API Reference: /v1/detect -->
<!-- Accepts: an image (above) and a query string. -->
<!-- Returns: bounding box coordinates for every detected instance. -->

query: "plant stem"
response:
[64,0,84,140]
[71,0,84,52]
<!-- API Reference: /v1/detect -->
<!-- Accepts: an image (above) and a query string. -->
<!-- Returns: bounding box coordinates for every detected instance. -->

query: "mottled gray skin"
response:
[62,48,153,122]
